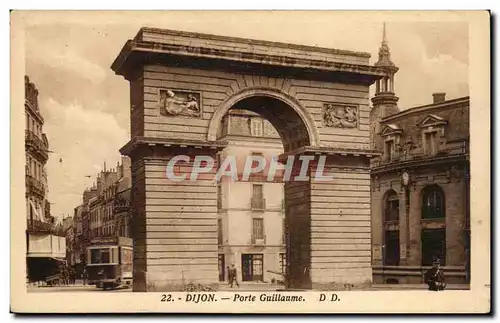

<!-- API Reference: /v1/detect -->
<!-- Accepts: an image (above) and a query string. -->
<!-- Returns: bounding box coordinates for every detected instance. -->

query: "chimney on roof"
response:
[433,92,446,104]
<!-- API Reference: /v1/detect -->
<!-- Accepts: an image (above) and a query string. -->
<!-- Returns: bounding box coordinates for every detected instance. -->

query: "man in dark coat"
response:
[228,264,239,288]
[424,258,446,291]
[82,267,87,286]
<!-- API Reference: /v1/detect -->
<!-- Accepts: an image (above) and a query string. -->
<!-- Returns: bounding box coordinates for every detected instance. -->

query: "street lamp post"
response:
[401,171,411,263]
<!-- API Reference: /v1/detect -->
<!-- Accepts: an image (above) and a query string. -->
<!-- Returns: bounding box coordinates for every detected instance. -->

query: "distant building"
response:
[71,204,85,273]
[369,28,470,284]
[70,157,132,268]
[25,76,66,283]
[216,109,286,284]
[63,217,75,266]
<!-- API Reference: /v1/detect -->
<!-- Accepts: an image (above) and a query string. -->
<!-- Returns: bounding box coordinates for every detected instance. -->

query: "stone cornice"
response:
[381,96,469,123]
[111,28,387,83]
[119,136,228,156]
[25,100,44,124]
[371,93,399,105]
[279,146,381,161]
[371,153,468,175]
[139,27,372,59]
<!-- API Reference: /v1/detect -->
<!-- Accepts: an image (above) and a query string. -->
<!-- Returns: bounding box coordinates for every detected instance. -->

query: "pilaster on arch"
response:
[207,86,320,147]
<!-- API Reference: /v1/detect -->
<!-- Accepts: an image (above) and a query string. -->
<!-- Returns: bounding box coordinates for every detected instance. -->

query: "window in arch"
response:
[384,191,399,222]
[422,185,445,219]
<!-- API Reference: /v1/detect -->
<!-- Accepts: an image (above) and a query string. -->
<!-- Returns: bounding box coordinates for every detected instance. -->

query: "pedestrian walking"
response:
[82,267,87,286]
[69,267,76,285]
[228,264,239,288]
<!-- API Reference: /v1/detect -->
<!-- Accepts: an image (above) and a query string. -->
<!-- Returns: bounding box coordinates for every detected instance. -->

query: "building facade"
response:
[216,109,286,284]
[369,29,470,284]
[25,75,52,229]
[69,157,132,268]
[25,75,66,283]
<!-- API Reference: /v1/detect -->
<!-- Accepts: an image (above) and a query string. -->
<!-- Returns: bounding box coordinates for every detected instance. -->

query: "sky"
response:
[23,12,469,220]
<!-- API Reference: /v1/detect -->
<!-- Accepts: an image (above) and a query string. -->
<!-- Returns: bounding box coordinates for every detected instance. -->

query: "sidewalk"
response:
[370,284,470,290]
[218,282,283,291]
[218,283,470,291]
[32,279,89,288]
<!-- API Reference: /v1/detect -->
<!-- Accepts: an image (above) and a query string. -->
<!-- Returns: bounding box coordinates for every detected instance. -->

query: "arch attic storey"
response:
[111,27,385,291]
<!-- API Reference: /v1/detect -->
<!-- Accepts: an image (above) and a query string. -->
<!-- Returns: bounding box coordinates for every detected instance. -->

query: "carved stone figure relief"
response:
[323,104,358,128]
[402,137,414,157]
[159,89,201,117]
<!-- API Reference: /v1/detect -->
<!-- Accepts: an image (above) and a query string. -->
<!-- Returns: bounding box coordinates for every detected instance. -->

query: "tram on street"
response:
[85,236,133,290]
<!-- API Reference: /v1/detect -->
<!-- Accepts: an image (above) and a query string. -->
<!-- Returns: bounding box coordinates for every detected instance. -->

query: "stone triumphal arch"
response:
[111,27,386,291]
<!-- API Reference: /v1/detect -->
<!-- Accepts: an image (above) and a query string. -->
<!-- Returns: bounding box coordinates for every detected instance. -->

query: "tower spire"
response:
[382,22,387,44]
[375,22,396,68]
[370,22,400,150]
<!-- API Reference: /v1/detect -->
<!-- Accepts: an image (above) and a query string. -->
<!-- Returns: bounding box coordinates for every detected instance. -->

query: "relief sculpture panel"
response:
[323,103,358,128]
[159,89,202,117]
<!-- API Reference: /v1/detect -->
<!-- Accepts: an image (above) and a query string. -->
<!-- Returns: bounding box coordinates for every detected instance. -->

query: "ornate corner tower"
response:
[371,23,400,150]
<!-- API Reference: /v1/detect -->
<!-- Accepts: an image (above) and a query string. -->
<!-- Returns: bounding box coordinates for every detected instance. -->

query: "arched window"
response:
[384,191,399,222]
[383,190,400,266]
[421,185,445,219]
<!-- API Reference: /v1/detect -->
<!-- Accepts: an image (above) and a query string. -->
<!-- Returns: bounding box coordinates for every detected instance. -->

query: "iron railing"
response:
[251,234,266,245]
[251,197,266,210]
[26,175,45,197]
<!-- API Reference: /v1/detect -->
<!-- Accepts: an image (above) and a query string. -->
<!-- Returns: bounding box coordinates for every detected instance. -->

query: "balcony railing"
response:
[251,197,266,210]
[26,219,65,236]
[25,130,48,160]
[113,203,130,214]
[251,234,266,246]
[26,175,45,197]
[27,219,52,233]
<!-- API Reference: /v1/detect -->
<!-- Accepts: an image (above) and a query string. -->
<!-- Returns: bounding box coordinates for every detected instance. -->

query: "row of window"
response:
[217,217,285,245]
[217,182,267,210]
[90,206,116,223]
[103,203,113,221]
[384,185,445,222]
[90,209,101,224]
[26,114,43,137]
[217,253,286,282]
[26,155,44,181]
[85,224,130,239]
[101,225,115,237]
[103,186,118,201]
[383,185,447,266]
[384,228,446,266]
[384,131,440,161]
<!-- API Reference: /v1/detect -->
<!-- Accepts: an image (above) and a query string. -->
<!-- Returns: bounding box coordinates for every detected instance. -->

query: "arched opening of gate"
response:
[213,93,318,289]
